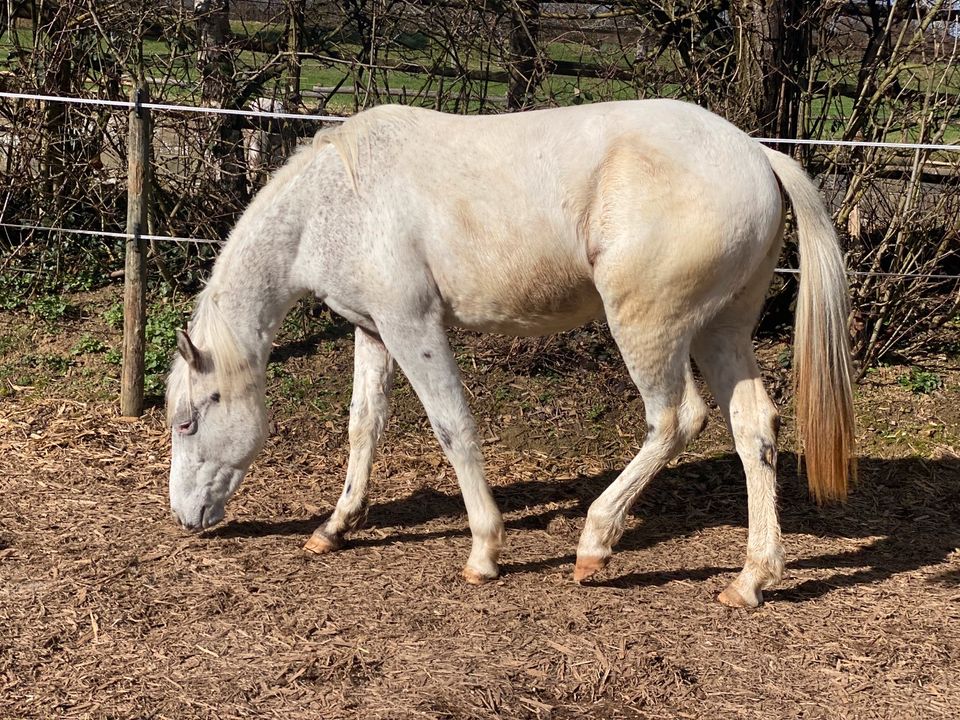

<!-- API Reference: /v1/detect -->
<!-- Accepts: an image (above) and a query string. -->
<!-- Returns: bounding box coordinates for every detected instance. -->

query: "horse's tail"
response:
[761,145,856,504]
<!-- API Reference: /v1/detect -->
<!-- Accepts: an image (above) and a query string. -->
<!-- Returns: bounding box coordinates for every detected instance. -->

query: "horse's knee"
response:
[682,399,709,446]
[348,396,389,445]
[347,411,373,448]
[645,397,706,457]
[643,406,679,453]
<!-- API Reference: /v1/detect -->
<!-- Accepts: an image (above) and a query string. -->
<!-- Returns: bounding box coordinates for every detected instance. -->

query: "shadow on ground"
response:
[207,452,960,601]
[270,320,355,363]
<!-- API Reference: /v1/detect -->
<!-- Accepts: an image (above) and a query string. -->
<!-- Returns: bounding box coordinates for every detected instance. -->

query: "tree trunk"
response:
[195,0,247,204]
[196,0,233,105]
[506,0,542,110]
[37,1,72,220]
[730,0,811,147]
[285,0,305,108]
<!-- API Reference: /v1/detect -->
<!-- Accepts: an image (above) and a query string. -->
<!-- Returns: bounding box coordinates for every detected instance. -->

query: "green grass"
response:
[3,22,958,142]
[28,295,70,325]
[102,296,187,396]
[899,368,943,395]
[0,27,32,60]
[72,334,106,356]
[143,299,189,395]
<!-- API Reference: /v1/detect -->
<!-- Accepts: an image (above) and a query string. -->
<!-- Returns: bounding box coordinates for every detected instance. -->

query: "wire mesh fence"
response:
[1,1,958,369]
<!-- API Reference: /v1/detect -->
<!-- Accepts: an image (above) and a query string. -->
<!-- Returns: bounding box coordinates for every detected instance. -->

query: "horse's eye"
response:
[210,392,221,403]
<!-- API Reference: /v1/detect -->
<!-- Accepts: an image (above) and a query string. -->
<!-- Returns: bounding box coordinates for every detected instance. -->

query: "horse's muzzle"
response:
[172,503,224,532]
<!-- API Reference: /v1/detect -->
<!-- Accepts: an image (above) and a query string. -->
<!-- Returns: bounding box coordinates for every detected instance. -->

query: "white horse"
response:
[166,99,856,607]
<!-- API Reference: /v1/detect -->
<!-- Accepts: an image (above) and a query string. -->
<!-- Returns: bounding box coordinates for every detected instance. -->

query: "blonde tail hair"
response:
[761,145,856,504]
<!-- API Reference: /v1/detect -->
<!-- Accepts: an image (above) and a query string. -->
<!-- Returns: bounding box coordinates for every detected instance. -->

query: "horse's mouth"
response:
[172,503,224,532]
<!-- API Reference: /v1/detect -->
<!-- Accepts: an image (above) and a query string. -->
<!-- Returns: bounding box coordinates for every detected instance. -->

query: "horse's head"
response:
[166,329,267,531]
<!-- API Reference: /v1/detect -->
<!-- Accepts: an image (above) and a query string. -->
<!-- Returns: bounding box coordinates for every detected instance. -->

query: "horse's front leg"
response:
[305,328,395,553]
[375,315,504,584]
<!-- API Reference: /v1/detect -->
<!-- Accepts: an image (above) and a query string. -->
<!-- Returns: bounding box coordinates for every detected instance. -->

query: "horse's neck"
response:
[205,225,305,372]
[198,140,354,369]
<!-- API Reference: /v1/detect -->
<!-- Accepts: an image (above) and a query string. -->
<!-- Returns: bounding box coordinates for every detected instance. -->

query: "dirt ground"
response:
[1,287,959,719]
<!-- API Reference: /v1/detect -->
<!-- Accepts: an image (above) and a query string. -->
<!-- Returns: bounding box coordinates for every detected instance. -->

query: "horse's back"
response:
[334,101,783,337]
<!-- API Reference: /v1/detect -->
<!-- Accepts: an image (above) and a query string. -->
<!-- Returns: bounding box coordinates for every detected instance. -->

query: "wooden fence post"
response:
[120,83,151,417]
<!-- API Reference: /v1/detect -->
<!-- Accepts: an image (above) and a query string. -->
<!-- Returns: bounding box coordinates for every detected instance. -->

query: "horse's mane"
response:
[191,288,250,390]
[313,104,417,193]
[165,143,318,423]
[165,288,251,425]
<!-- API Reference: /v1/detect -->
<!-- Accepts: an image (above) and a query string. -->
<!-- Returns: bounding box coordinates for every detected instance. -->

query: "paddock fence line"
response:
[2,89,957,274]
[0,222,218,245]
[1,91,958,414]
[0,92,349,125]
[5,91,960,153]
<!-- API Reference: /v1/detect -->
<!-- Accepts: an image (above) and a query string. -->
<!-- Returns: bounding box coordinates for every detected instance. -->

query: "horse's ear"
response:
[177,329,203,372]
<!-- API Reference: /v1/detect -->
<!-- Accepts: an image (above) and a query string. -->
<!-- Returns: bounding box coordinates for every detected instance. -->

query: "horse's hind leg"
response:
[575,317,708,582]
[305,328,396,554]
[692,325,784,608]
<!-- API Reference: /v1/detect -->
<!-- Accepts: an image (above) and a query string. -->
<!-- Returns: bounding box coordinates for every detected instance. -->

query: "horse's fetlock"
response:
[751,548,785,588]
[344,500,369,531]
[586,511,624,551]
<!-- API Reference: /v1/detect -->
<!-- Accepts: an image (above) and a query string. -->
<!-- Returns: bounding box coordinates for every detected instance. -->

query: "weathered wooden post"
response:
[120,83,151,417]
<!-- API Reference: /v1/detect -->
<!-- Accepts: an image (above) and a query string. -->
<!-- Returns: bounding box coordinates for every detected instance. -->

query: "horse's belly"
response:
[439,265,604,337]
[427,187,603,336]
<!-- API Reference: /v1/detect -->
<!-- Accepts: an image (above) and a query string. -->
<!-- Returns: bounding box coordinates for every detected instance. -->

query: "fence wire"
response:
[1,92,959,282]
[3,91,960,153]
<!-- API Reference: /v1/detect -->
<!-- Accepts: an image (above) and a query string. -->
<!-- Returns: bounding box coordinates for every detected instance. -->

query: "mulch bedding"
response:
[1,319,959,719]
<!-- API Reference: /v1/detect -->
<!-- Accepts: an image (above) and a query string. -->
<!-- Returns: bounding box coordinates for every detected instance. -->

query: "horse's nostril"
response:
[199,504,208,528]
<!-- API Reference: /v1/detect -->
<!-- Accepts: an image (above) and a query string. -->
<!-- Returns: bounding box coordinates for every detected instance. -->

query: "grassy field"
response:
[4,19,958,137]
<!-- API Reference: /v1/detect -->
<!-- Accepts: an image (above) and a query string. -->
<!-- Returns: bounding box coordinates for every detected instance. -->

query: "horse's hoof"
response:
[462,565,498,585]
[573,555,608,584]
[718,583,761,608]
[303,529,341,555]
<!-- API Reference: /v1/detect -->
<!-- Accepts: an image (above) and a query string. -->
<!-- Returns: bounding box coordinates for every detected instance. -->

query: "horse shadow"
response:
[270,316,354,363]
[207,451,960,601]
